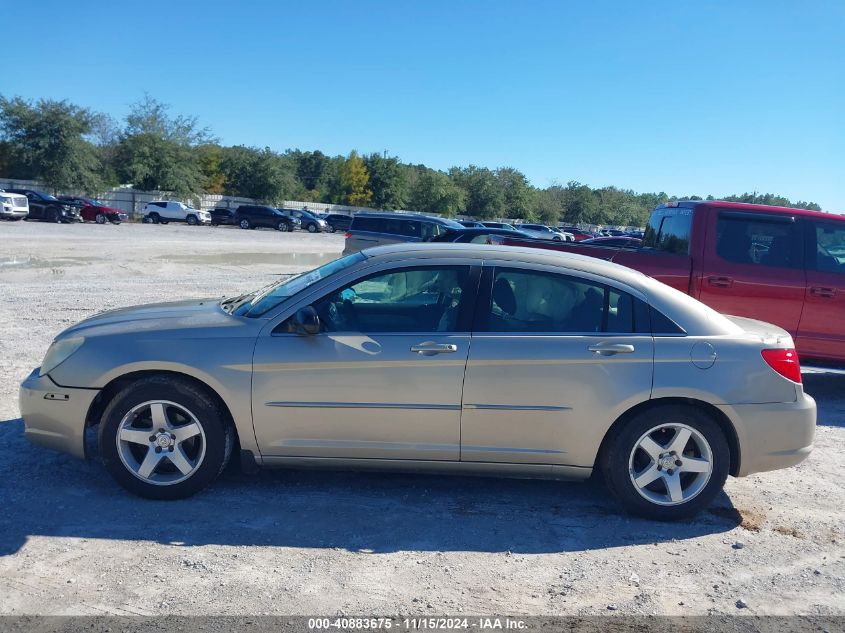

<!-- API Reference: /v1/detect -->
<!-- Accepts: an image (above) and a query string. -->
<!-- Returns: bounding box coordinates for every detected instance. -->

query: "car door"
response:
[460,263,654,469]
[24,192,44,219]
[797,219,845,362]
[697,209,806,337]
[251,262,480,461]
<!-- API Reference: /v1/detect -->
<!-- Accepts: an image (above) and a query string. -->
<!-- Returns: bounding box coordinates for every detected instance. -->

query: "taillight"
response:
[344,232,352,238]
[761,348,802,383]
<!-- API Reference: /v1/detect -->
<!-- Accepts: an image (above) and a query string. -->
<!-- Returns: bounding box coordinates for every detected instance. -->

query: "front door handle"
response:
[707,276,734,288]
[411,342,458,356]
[810,286,836,298]
[588,342,635,356]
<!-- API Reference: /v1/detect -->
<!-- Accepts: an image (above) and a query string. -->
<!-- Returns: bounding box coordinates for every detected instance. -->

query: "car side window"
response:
[482,268,639,334]
[814,222,845,274]
[306,266,472,334]
[643,209,692,254]
[716,216,802,268]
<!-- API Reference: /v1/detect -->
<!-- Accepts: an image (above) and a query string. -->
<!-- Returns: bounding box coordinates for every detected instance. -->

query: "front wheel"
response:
[95,213,106,224]
[49,208,61,223]
[327,225,336,233]
[600,404,729,520]
[277,221,290,232]
[99,375,234,499]
[187,214,198,226]
[306,223,318,233]
[239,218,250,230]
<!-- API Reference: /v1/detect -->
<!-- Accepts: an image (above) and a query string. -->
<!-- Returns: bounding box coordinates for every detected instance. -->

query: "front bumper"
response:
[19,368,99,459]
[110,212,129,223]
[719,392,816,477]
[1,207,28,218]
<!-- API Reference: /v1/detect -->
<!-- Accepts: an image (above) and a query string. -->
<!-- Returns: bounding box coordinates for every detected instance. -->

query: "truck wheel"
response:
[239,219,251,230]
[95,213,106,224]
[187,214,198,226]
[99,375,234,500]
[600,404,729,520]
[277,221,289,232]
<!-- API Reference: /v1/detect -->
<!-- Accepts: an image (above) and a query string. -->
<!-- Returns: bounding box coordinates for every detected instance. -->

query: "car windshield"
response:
[223,252,366,317]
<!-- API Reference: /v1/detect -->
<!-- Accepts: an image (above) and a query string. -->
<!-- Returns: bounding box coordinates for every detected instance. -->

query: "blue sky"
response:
[5,1,844,210]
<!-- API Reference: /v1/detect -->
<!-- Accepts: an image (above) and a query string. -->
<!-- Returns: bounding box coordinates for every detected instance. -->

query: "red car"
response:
[503,200,845,365]
[58,197,128,224]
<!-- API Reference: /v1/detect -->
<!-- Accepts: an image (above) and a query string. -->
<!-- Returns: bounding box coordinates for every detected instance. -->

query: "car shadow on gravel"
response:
[803,373,845,428]
[0,417,743,558]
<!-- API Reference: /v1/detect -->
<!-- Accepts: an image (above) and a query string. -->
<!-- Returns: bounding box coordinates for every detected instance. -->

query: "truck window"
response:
[716,216,802,269]
[643,209,692,254]
[813,222,845,274]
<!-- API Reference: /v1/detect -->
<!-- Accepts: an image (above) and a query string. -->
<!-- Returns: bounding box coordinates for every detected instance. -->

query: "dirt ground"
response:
[0,221,843,617]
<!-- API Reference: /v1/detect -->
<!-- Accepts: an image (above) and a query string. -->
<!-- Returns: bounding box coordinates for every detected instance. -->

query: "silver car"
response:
[19,244,815,519]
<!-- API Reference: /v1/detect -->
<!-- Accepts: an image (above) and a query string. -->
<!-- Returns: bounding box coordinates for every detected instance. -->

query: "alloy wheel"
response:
[628,423,713,506]
[116,400,207,486]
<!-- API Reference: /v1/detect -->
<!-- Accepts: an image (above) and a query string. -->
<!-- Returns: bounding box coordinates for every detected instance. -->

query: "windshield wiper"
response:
[220,293,255,314]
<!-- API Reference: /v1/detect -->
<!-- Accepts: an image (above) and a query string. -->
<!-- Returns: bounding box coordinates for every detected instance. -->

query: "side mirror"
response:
[292,305,320,335]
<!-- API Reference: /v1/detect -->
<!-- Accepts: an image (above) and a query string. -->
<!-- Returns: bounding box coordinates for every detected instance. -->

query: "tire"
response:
[600,404,730,520]
[149,213,160,225]
[553,236,561,241]
[187,214,198,226]
[327,225,336,234]
[95,213,106,224]
[239,218,251,230]
[277,221,289,232]
[99,375,234,500]
[306,222,317,233]
[160,220,169,225]
[49,207,61,223]
[211,222,218,227]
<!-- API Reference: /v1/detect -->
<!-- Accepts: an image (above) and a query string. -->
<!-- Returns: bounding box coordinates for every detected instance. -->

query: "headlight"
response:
[0,196,10,204]
[39,337,85,377]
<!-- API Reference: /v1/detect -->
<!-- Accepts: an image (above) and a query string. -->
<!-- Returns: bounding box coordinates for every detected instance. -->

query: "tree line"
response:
[0,95,822,226]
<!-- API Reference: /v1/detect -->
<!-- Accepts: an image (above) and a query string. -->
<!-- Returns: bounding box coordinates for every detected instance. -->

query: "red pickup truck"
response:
[501,200,845,364]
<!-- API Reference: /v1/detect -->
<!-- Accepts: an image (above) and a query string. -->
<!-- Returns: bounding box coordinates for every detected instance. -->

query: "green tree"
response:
[496,167,533,219]
[339,151,372,206]
[196,144,226,194]
[364,153,409,210]
[220,146,299,203]
[114,96,212,195]
[561,181,597,225]
[451,166,504,219]
[409,170,465,216]
[0,95,103,192]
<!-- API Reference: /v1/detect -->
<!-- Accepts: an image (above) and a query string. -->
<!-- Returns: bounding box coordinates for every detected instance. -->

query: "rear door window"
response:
[352,216,385,233]
[813,222,845,274]
[716,214,802,268]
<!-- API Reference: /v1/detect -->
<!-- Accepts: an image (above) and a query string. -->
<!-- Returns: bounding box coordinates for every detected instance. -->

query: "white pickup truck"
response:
[0,189,29,220]
[142,201,211,225]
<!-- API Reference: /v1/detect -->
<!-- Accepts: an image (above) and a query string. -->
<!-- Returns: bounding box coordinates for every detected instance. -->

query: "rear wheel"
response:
[99,375,234,499]
[327,224,336,233]
[600,404,729,520]
[239,218,251,230]
[95,213,106,224]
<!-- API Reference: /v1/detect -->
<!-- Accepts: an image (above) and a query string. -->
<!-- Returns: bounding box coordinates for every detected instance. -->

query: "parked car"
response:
[559,226,596,242]
[58,196,128,224]
[481,221,518,231]
[234,205,297,231]
[20,243,815,519]
[581,236,643,248]
[429,227,534,243]
[549,227,576,241]
[322,213,353,233]
[209,208,238,226]
[499,200,845,364]
[142,201,210,225]
[343,212,464,254]
[279,209,327,233]
[458,220,485,228]
[0,189,29,220]
[516,224,573,241]
[5,189,80,223]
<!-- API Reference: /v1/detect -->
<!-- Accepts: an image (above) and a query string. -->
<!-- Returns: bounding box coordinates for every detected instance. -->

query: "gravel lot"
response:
[0,221,843,617]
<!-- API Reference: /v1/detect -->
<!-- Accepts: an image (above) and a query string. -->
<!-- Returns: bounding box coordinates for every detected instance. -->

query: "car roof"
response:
[354,211,455,224]
[662,200,845,222]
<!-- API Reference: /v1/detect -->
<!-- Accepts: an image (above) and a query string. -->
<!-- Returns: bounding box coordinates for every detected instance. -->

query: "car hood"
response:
[58,299,234,339]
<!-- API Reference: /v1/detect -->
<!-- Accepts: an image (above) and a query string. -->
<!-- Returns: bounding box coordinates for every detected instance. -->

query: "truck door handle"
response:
[588,342,635,356]
[810,286,836,298]
[411,342,458,355]
[707,276,734,288]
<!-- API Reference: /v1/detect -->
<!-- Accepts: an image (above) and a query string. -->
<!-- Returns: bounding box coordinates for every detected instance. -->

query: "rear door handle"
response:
[707,276,734,288]
[810,286,836,298]
[411,342,458,355]
[588,342,635,356]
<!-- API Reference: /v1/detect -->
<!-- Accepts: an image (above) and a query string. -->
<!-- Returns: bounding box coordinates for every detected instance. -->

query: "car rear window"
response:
[643,208,692,255]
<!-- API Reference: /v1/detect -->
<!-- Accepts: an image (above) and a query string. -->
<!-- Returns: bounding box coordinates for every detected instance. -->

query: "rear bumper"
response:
[19,368,99,460]
[719,392,816,477]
